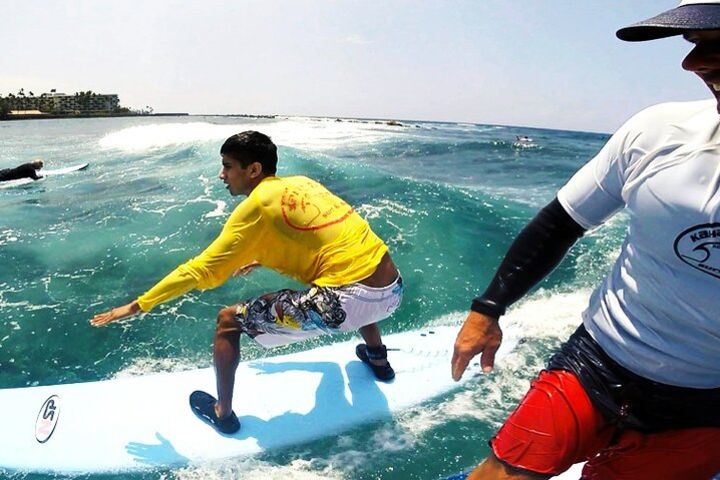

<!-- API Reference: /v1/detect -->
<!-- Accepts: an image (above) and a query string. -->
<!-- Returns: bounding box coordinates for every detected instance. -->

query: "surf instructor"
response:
[91,130,403,435]
[452,2,720,478]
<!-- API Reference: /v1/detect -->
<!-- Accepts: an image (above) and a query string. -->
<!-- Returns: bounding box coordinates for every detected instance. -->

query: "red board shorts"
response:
[491,369,720,479]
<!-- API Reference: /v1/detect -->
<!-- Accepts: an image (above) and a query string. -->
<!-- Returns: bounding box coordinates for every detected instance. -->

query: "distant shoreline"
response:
[0,112,189,121]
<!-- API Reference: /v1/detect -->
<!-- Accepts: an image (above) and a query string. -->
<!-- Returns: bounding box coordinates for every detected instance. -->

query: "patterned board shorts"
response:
[233,275,403,348]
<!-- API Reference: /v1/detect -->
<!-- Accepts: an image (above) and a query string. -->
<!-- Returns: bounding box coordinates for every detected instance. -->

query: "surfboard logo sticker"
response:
[35,395,61,443]
[674,223,720,280]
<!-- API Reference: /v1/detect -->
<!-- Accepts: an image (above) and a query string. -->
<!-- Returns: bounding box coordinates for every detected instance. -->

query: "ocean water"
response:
[1,116,626,479]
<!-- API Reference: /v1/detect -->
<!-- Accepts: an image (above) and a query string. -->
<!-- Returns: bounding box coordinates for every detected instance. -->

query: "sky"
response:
[1,0,712,133]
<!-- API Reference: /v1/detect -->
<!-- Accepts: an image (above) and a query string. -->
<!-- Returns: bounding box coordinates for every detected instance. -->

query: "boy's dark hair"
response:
[220,131,278,174]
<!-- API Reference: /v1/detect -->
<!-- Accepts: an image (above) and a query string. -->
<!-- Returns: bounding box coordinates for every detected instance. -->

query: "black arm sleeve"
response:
[471,197,586,318]
[0,163,39,182]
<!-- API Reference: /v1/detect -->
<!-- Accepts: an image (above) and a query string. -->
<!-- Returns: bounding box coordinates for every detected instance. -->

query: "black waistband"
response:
[548,325,720,432]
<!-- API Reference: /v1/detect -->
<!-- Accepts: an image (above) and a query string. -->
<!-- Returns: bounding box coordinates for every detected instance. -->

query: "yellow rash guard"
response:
[136,176,389,312]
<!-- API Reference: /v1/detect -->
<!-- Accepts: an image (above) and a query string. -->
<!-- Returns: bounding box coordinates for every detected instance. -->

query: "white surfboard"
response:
[557,463,584,479]
[0,325,519,474]
[0,162,89,189]
[444,461,583,479]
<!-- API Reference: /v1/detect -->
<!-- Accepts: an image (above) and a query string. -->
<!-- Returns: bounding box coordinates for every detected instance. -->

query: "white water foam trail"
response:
[168,458,345,480]
[111,357,202,379]
[98,118,416,154]
[197,174,227,218]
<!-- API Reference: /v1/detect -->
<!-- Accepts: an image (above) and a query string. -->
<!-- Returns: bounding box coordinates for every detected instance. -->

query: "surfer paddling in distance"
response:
[0,159,44,182]
[452,2,720,479]
[91,130,403,435]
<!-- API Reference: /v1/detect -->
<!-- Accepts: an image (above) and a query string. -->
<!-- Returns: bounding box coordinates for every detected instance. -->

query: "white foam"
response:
[0,300,60,312]
[370,426,415,452]
[168,457,344,480]
[504,288,590,338]
[98,118,404,154]
[0,228,20,246]
[111,357,202,379]
[203,200,227,218]
[324,448,372,473]
[429,289,589,339]
[356,199,419,220]
[197,175,228,218]
[99,123,244,152]
[129,202,179,218]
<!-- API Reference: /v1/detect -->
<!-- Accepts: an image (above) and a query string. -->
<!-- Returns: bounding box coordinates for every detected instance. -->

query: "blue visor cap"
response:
[617,1,720,42]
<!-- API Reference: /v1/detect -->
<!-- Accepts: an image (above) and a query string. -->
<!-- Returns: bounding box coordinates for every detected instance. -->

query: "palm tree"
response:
[0,96,11,118]
[39,92,50,112]
[73,91,83,112]
[17,88,26,110]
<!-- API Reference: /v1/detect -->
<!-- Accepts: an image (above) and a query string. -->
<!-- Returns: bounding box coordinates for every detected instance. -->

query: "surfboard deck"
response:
[0,162,89,189]
[0,325,518,474]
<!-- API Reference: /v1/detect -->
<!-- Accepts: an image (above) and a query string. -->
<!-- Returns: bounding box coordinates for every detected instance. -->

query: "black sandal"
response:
[189,390,241,434]
[356,344,395,381]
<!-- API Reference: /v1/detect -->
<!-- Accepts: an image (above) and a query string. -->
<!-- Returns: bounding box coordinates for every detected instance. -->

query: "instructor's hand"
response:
[451,311,502,381]
[90,301,140,327]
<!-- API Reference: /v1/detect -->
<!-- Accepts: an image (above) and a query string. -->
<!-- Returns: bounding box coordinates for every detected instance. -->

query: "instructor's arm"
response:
[452,198,585,381]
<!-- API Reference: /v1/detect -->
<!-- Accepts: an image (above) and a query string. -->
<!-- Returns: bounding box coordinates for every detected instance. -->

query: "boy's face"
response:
[219,154,256,196]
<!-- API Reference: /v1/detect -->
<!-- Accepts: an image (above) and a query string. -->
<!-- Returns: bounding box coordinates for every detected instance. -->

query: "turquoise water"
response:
[1,116,624,479]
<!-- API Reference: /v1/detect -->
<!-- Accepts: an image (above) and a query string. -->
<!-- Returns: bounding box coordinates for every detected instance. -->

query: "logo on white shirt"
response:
[674,223,720,279]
